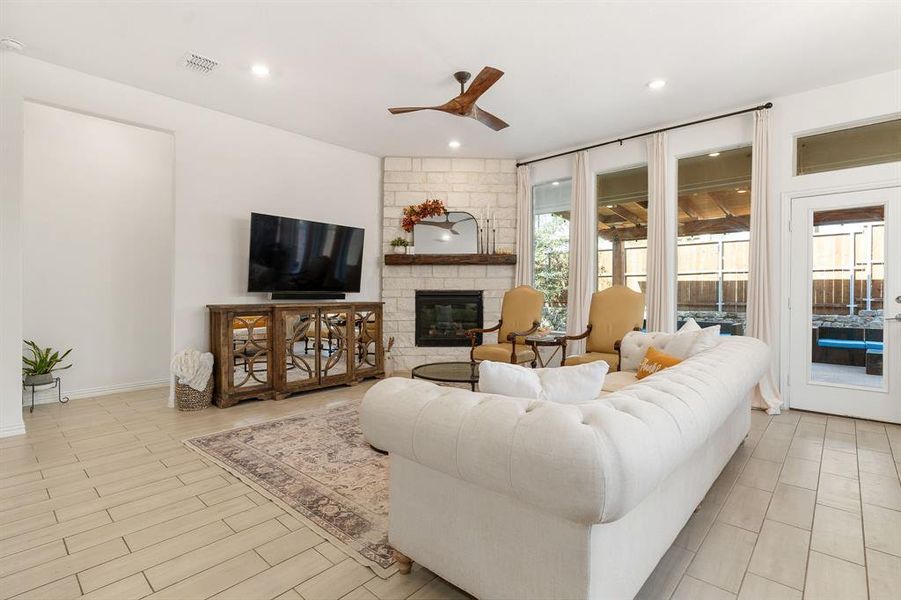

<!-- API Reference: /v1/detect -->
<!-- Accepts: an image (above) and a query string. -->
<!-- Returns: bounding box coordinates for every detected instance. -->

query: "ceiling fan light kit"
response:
[388,66,510,131]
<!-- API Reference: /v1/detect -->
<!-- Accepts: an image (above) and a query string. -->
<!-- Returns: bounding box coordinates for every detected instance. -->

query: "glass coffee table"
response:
[411,361,479,391]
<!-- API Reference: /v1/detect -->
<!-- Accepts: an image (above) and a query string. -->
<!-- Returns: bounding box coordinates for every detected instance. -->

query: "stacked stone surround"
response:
[381,157,518,371]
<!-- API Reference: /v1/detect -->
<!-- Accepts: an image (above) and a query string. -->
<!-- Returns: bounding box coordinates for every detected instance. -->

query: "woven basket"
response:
[174,377,214,411]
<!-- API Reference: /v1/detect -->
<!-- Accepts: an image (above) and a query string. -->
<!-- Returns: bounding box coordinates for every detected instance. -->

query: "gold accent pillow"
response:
[636,347,683,380]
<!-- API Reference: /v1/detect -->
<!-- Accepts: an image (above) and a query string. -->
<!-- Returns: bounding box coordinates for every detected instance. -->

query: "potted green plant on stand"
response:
[22,341,72,386]
[390,237,410,254]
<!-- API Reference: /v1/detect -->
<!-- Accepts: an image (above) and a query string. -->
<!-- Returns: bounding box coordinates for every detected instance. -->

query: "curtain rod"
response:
[516,102,773,167]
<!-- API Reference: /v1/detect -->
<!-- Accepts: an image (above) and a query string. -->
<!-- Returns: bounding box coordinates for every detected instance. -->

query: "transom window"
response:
[796,117,901,176]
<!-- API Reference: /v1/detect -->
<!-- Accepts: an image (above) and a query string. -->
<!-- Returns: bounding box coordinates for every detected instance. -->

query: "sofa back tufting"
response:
[361,336,770,525]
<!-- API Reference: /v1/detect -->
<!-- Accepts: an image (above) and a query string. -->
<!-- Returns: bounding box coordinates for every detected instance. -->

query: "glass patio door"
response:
[789,186,900,422]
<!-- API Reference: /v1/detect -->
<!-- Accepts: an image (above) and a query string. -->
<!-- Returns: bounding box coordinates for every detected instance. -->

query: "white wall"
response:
[527,69,901,409]
[23,102,175,398]
[1,54,382,435]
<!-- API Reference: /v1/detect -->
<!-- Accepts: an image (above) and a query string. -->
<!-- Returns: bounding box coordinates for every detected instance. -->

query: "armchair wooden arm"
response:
[467,321,502,364]
[556,324,593,364]
[506,321,541,365]
[613,327,640,372]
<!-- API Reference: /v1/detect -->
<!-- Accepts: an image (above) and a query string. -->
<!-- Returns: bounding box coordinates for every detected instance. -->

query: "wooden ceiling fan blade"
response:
[459,67,504,106]
[471,106,509,131]
[388,107,432,114]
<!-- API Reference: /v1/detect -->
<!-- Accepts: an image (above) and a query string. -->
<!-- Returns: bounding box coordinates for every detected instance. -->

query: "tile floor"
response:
[1,384,899,599]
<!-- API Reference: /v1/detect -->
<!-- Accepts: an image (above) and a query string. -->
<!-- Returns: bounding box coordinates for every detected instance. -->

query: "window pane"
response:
[597,165,648,297]
[677,146,751,333]
[533,180,571,330]
[797,118,901,176]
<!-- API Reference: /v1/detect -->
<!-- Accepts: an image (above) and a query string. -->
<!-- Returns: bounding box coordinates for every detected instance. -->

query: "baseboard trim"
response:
[23,378,170,407]
[0,422,27,439]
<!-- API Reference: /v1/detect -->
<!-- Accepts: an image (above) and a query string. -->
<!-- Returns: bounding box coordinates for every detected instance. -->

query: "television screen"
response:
[248,213,365,293]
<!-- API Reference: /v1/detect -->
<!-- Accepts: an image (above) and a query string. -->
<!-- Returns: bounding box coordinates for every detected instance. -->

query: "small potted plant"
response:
[22,341,72,386]
[390,237,410,254]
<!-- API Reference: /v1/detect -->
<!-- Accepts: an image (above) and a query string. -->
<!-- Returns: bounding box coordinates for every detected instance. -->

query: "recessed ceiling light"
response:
[606,204,615,208]
[448,140,461,149]
[551,181,560,186]
[708,152,721,157]
[251,64,270,77]
[647,79,667,90]
[737,189,748,194]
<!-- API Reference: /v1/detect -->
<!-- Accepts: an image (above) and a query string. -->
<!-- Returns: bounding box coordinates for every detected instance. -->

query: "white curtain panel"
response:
[746,110,783,414]
[514,165,533,286]
[566,151,595,354]
[645,133,675,332]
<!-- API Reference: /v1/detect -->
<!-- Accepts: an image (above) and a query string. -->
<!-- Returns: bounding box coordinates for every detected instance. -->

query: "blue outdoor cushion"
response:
[817,339,866,350]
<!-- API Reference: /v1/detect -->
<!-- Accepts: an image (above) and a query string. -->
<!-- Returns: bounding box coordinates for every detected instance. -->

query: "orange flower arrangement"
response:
[401,199,448,233]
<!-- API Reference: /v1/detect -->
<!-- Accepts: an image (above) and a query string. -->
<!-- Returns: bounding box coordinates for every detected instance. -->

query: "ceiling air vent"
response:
[183,52,219,74]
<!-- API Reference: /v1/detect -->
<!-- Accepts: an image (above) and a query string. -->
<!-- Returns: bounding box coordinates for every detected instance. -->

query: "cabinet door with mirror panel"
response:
[278,308,320,392]
[228,312,272,393]
[319,309,352,384]
[352,307,382,378]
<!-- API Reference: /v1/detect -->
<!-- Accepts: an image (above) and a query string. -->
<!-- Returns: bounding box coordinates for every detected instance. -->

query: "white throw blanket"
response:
[170,349,214,392]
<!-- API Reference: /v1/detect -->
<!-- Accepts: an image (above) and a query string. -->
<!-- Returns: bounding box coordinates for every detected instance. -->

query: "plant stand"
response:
[22,377,69,413]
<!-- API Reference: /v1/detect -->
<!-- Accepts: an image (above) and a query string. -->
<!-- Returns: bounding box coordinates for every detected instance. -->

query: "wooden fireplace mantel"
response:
[384,253,516,266]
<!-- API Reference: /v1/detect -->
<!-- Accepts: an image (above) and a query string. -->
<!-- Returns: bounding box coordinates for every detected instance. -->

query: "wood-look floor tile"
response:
[717,484,771,532]
[211,548,332,600]
[747,520,808,590]
[0,510,110,558]
[686,522,757,593]
[0,537,128,599]
[862,502,901,556]
[635,544,694,600]
[866,548,901,600]
[737,459,781,492]
[77,520,233,592]
[857,430,891,453]
[737,573,801,600]
[804,551,867,600]
[0,540,67,578]
[7,573,82,600]
[821,449,859,480]
[124,494,256,550]
[107,475,226,521]
[294,558,374,600]
[364,564,436,600]
[671,575,735,600]
[778,457,819,490]
[144,518,287,590]
[857,448,897,477]
[810,504,864,565]
[255,527,323,566]
[824,431,857,454]
[816,472,861,514]
[55,477,182,522]
[80,572,153,600]
[859,470,901,510]
[144,550,268,600]
[406,577,471,600]
[65,496,205,553]
[766,483,815,530]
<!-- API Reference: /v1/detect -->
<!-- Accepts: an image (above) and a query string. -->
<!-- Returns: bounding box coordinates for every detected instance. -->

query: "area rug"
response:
[184,401,394,577]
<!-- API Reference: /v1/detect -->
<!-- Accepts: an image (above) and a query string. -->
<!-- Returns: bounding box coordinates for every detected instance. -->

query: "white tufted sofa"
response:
[361,336,771,600]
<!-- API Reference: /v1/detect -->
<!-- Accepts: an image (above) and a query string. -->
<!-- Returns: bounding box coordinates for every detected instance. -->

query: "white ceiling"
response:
[3,1,900,160]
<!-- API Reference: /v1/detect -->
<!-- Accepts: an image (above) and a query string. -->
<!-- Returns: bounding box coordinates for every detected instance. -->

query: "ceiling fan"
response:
[388,67,509,131]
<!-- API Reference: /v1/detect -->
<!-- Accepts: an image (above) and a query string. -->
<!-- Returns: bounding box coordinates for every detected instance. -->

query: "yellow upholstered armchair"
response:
[466,285,545,366]
[558,285,645,371]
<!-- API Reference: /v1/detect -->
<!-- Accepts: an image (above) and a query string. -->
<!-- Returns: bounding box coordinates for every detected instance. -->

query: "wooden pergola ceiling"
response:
[597,147,753,242]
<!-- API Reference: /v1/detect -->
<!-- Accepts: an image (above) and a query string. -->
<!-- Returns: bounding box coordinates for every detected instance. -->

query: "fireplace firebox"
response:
[415,290,483,347]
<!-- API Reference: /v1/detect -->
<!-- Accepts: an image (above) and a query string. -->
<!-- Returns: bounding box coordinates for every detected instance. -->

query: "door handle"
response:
[891,314,901,322]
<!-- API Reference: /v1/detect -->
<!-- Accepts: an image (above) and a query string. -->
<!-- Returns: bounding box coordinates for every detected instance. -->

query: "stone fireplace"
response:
[381,156,517,370]
[415,290,483,347]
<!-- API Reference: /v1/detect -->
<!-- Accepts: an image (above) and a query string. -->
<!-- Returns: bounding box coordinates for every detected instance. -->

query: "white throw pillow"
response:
[663,319,702,358]
[478,360,608,404]
[535,361,609,404]
[478,361,542,399]
[689,325,722,355]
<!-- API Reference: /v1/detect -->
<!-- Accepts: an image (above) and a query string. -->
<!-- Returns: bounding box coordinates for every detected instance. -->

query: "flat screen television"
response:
[247,212,365,293]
